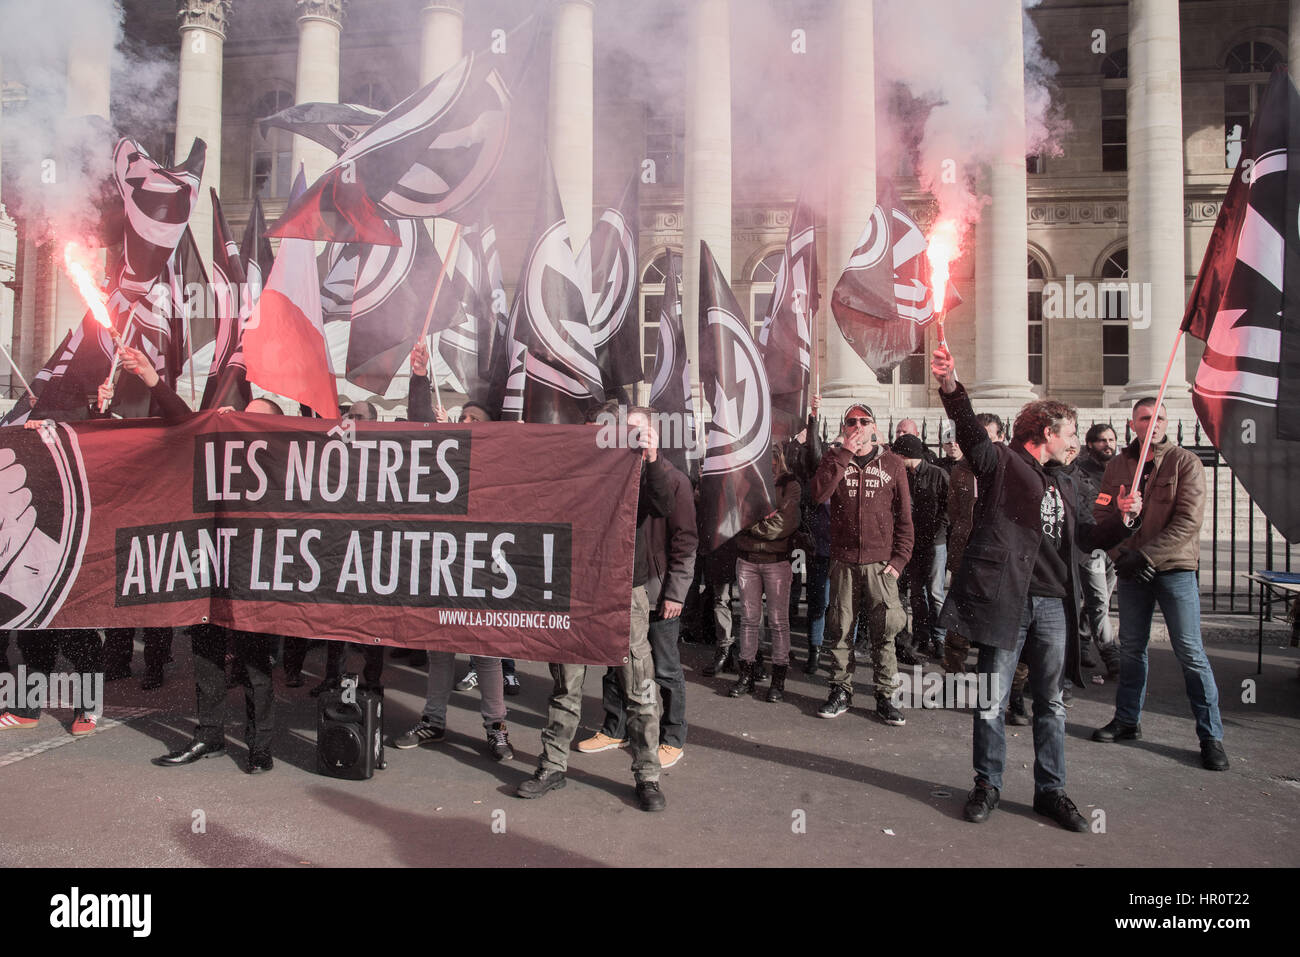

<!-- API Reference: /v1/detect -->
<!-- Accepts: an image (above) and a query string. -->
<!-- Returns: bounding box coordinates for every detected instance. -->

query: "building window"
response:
[251,89,295,199]
[1026,154,1045,175]
[1100,248,1130,386]
[640,250,683,379]
[749,249,785,341]
[1225,41,1283,168]
[1028,254,1045,386]
[1100,48,1127,173]
[645,111,684,186]
[345,80,395,112]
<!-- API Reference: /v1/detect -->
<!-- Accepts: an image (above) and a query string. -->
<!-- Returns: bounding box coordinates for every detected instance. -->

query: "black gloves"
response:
[1115,549,1155,583]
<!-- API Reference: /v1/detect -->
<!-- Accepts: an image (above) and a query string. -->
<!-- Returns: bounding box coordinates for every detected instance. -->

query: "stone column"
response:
[822,0,882,402]
[1124,0,1186,402]
[969,0,1036,402]
[548,0,594,249]
[1290,0,1300,91]
[0,52,16,388]
[682,0,731,389]
[175,0,232,273]
[52,0,116,350]
[292,0,346,185]
[419,0,464,83]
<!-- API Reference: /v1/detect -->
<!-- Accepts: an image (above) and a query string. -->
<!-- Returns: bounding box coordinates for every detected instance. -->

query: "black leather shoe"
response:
[895,643,922,667]
[1033,790,1089,832]
[516,769,566,799]
[140,669,164,691]
[803,646,822,675]
[963,781,1000,823]
[1201,739,1230,771]
[244,750,274,774]
[817,686,852,719]
[309,677,340,698]
[153,740,226,766]
[1007,692,1030,726]
[635,780,666,812]
[284,671,304,688]
[1092,718,1142,742]
[703,646,728,677]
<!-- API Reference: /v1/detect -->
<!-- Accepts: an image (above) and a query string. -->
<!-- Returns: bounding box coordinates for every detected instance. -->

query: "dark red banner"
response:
[0,413,640,665]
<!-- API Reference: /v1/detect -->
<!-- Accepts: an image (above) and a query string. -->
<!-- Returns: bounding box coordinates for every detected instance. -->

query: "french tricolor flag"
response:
[241,167,340,418]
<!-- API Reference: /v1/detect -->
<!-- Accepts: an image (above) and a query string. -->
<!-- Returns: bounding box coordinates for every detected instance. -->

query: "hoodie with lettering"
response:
[809,444,914,572]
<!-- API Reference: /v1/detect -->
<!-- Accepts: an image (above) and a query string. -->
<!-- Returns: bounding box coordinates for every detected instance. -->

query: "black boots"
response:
[728,660,755,698]
[804,644,822,675]
[766,665,788,703]
[704,644,736,677]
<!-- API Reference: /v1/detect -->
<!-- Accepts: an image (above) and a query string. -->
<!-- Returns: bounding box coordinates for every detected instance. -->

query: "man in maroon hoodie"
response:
[810,404,914,725]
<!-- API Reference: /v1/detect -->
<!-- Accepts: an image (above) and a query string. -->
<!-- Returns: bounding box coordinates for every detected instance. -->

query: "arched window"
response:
[1225,41,1284,168]
[1100,47,1127,172]
[251,89,295,199]
[750,249,785,341]
[1100,248,1130,386]
[640,250,684,381]
[1028,254,1046,387]
[345,80,395,112]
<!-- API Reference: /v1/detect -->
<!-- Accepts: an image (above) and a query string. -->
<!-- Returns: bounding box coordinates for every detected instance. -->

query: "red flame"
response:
[62,241,113,332]
[926,219,961,316]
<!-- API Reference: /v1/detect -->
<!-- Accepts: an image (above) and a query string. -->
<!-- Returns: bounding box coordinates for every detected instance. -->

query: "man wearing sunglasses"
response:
[809,405,914,725]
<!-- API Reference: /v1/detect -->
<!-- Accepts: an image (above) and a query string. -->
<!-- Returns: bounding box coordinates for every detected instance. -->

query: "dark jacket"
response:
[946,458,977,573]
[1069,447,1108,505]
[408,373,435,423]
[736,473,801,563]
[644,462,698,608]
[1095,437,1205,572]
[809,443,914,573]
[937,383,1133,686]
[906,458,949,553]
[634,456,676,588]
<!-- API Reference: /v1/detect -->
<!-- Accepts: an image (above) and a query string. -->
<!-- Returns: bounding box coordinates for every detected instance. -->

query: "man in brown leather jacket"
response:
[809,404,914,726]
[1091,398,1228,772]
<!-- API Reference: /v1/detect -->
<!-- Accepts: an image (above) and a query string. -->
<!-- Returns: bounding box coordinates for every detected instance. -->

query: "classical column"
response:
[969,0,1036,402]
[419,0,463,83]
[52,0,116,349]
[0,52,16,383]
[291,0,346,185]
[822,0,881,402]
[1124,0,1186,402]
[682,0,731,389]
[1291,0,1300,91]
[175,0,232,273]
[548,0,594,248]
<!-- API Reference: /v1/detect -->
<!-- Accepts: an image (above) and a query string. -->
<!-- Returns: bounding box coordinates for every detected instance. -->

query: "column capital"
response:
[422,0,464,14]
[296,0,347,26]
[177,0,233,37]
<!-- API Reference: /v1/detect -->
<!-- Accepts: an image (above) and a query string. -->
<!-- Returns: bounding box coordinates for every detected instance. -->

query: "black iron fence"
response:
[874,413,1298,617]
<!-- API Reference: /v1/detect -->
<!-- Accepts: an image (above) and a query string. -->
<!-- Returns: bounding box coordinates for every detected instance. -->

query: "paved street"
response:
[2,614,1298,868]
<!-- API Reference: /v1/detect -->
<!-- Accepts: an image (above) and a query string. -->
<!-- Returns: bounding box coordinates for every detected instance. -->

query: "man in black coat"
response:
[931,347,1141,831]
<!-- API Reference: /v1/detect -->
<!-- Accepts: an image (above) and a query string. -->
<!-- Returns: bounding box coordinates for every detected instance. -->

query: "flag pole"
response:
[1134,329,1186,475]
[420,222,463,412]
[0,341,37,405]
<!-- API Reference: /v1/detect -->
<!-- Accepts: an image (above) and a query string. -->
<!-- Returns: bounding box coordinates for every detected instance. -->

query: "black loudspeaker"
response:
[316,675,385,780]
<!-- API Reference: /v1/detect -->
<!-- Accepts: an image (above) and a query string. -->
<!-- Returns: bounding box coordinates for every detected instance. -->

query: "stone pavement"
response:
[1,615,1298,868]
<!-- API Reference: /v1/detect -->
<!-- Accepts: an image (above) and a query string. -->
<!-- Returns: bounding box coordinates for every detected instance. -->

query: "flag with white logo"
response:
[1182,67,1300,540]
[648,262,696,477]
[202,189,252,410]
[759,195,818,442]
[697,240,776,552]
[579,173,642,389]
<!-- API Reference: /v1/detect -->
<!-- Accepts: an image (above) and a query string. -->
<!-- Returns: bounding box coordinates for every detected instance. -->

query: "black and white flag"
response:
[202,190,251,411]
[258,101,385,156]
[1183,67,1300,539]
[648,263,696,477]
[697,240,777,552]
[758,196,818,441]
[112,137,205,301]
[439,219,509,400]
[579,173,642,389]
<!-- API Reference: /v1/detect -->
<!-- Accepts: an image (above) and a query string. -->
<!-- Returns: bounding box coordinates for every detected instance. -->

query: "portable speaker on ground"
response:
[316,675,385,780]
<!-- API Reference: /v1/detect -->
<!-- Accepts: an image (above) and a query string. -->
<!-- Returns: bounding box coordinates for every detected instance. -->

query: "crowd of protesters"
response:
[0,342,1229,823]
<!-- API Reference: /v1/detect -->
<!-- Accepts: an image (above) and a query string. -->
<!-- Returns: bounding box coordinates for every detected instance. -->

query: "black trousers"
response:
[282,637,312,677]
[103,628,174,674]
[325,641,384,688]
[191,625,276,752]
[14,629,102,718]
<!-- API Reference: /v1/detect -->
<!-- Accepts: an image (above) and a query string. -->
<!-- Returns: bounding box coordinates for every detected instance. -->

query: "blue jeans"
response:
[1114,571,1222,742]
[972,596,1067,794]
[807,556,831,648]
[928,542,948,646]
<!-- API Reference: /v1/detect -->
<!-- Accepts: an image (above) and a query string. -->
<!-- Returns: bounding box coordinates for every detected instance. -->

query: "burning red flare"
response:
[926,219,961,316]
[62,241,114,334]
